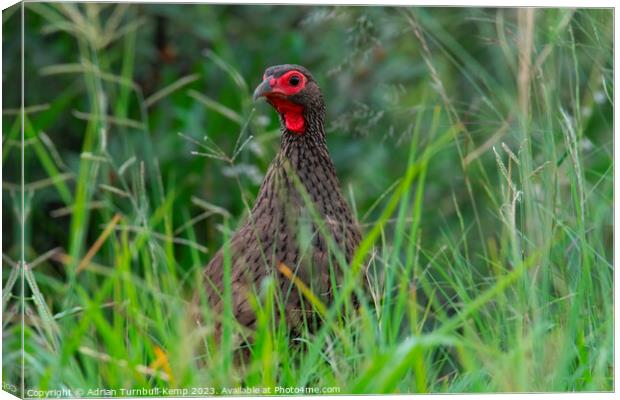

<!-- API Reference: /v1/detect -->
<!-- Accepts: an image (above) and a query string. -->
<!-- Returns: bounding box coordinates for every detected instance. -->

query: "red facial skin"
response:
[264,70,307,134]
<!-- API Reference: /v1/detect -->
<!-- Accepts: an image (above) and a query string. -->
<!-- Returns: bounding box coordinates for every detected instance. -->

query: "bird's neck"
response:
[275,116,344,204]
[250,114,346,223]
[278,109,328,155]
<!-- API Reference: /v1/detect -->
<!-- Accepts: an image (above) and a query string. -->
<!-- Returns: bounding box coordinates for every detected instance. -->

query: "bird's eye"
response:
[289,75,301,86]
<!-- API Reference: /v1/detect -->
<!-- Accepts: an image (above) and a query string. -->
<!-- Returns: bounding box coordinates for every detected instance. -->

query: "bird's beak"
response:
[253,78,273,101]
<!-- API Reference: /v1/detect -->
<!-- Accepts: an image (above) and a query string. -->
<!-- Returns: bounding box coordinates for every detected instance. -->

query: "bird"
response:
[200,64,361,336]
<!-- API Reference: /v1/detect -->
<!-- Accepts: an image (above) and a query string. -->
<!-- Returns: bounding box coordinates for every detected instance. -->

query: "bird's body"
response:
[202,65,361,333]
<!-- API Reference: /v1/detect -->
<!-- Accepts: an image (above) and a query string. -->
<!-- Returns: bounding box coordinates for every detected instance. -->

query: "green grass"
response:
[2,4,613,395]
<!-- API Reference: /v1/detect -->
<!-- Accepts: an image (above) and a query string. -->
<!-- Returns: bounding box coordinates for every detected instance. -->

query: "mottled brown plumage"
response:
[202,65,361,333]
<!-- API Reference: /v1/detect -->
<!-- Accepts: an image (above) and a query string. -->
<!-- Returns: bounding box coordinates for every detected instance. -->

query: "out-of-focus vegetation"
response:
[2,4,613,395]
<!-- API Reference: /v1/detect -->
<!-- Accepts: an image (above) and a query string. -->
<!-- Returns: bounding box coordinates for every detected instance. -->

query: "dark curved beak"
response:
[253,78,272,101]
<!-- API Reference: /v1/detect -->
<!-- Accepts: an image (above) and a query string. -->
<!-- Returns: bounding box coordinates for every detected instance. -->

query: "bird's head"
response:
[253,64,324,135]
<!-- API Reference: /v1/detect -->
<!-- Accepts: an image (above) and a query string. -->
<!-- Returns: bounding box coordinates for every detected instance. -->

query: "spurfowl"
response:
[202,64,361,334]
